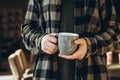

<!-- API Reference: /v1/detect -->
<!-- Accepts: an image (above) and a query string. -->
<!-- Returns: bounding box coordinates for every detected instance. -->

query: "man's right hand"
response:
[41,33,58,54]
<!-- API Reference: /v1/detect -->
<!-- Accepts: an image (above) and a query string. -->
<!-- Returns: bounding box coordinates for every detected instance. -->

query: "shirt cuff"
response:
[33,33,47,55]
[82,37,97,58]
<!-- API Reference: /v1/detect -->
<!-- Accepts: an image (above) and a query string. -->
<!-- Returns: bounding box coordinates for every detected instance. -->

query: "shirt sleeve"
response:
[83,0,119,58]
[21,0,45,55]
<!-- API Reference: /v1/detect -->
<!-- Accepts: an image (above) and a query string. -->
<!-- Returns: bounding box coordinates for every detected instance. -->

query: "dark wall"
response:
[0,0,29,57]
[0,0,28,8]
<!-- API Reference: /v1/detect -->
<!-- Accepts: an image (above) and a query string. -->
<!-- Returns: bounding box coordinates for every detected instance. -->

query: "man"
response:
[21,0,119,80]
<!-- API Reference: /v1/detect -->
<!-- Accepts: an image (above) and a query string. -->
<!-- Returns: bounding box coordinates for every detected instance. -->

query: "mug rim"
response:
[59,32,79,36]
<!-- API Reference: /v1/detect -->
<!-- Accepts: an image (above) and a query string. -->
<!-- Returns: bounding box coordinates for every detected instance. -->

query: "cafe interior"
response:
[0,0,120,80]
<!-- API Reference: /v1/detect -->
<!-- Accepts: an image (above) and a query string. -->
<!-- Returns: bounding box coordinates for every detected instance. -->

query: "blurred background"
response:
[0,0,30,77]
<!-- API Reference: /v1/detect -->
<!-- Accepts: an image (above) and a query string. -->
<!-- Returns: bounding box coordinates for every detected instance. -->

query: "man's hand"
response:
[41,33,58,54]
[59,38,87,60]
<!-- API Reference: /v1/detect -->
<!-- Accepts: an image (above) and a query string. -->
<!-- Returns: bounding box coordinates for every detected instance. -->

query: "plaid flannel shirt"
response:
[21,0,118,80]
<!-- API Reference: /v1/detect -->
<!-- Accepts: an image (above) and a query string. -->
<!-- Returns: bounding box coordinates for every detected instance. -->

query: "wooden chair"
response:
[8,49,33,80]
[107,64,120,80]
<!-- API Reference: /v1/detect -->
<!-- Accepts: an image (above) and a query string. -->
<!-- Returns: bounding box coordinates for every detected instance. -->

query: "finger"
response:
[43,45,57,54]
[44,48,54,54]
[48,35,58,44]
[74,38,85,44]
[47,42,58,50]
[44,42,58,54]
[58,47,82,60]
[74,39,81,44]
[58,54,74,60]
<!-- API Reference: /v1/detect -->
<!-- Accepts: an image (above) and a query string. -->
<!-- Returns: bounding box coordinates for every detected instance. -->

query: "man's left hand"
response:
[59,38,87,60]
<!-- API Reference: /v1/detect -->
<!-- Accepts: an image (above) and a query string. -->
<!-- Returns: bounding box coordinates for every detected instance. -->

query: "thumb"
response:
[74,39,81,44]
